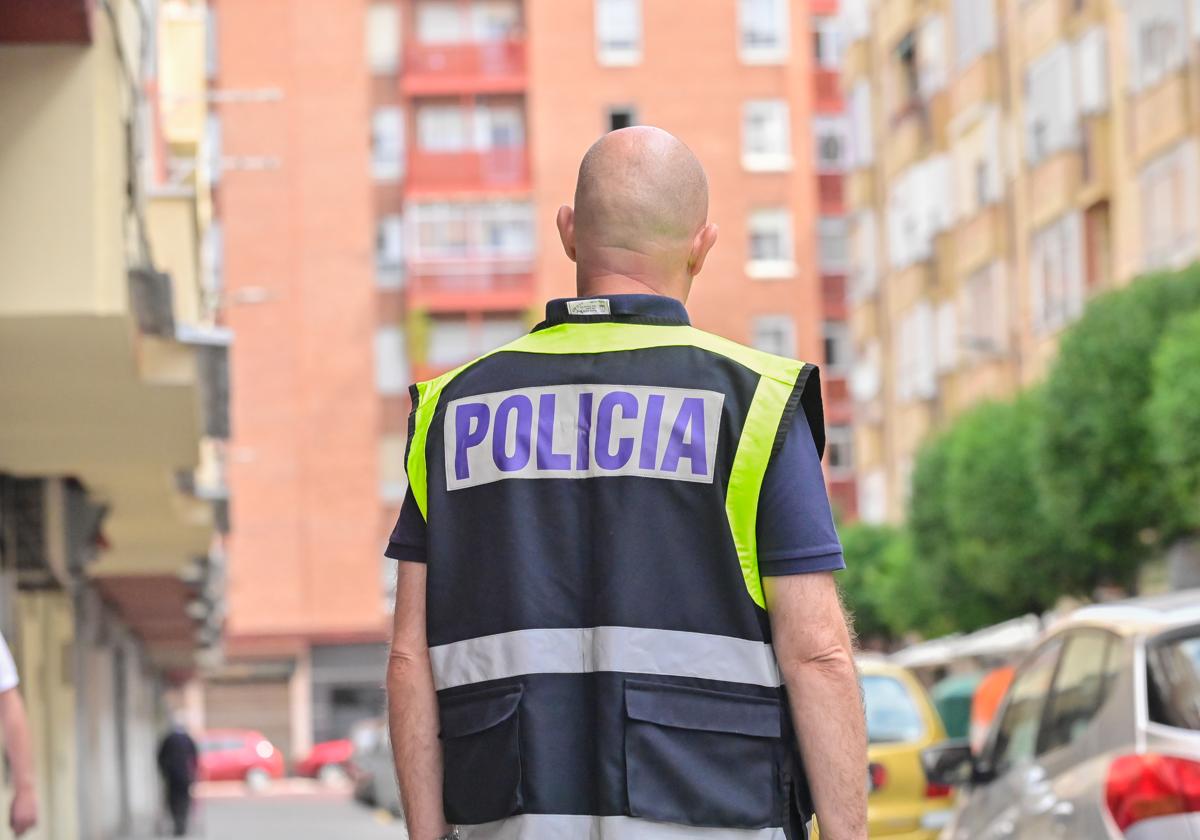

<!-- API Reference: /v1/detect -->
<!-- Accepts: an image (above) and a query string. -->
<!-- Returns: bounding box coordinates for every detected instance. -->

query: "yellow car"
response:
[816,659,955,839]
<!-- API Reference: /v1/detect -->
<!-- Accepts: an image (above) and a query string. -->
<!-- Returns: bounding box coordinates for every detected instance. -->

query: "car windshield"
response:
[1148,629,1200,731]
[863,674,927,744]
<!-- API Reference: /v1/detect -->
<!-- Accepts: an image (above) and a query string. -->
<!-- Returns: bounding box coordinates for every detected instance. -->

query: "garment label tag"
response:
[566,298,611,316]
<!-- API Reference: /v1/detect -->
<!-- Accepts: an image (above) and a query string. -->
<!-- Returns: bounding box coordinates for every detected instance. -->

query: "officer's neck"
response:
[575,258,689,304]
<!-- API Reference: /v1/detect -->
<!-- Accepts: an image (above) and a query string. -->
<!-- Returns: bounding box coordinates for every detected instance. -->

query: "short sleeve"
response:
[0,631,19,692]
[755,417,845,576]
[385,487,428,562]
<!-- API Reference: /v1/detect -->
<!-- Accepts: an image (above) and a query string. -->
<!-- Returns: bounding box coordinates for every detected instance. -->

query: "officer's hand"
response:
[10,785,37,836]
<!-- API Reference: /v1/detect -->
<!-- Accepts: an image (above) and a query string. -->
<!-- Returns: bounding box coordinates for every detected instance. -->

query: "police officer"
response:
[387,127,867,840]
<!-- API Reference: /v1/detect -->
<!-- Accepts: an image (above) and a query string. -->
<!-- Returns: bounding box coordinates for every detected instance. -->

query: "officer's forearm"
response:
[0,689,36,793]
[388,561,450,840]
[388,647,448,840]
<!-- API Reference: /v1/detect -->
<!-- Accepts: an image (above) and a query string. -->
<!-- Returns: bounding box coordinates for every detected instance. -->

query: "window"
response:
[376,215,405,287]
[1139,140,1200,271]
[825,425,854,476]
[372,107,405,181]
[1148,630,1200,731]
[1128,1,1188,92]
[818,217,849,273]
[742,99,792,170]
[989,639,1064,774]
[1024,45,1078,165]
[813,116,849,173]
[850,340,881,403]
[962,261,1008,357]
[953,0,996,70]
[1030,213,1085,335]
[428,317,473,366]
[752,315,796,357]
[953,106,1002,218]
[739,0,789,62]
[840,0,870,43]
[917,15,947,98]
[894,301,937,403]
[814,17,842,68]
[375,326,408,395]
[417,104,470,152]
[823,321,851,372]
[935,300,957,373]
[746,208,795,278]
[888,156,953,270]
[480,316,526,350]
[409,201,535,261]
[1075,27,1109,115]
[367,3,401,74]
[849,211,878,300]
[863,675,925,744]
[205,4,218,79]
[470,0,521,41]
[204,113,222,185]
[201,221,224,305]
[848,81,874,168]
[858,470,887,524]
[1039,631,1117,755]
[474,102,525,149]
[416,0,465,44]
[607,106,637,132]
[596,0,641,65]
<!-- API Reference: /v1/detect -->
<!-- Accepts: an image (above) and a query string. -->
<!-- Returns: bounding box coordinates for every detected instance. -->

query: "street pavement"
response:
[186,782,408,839]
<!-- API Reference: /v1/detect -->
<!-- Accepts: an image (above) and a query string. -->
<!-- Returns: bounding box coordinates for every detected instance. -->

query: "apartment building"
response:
[842,0,1200,524]
[0,1,228,836]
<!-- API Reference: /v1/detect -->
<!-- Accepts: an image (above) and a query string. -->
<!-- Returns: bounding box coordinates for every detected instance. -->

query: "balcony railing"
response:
[402,39,526,95]
[818,173,846,214]
[814,69,842,112]
[406,146,530,193]
[407,257,536,312]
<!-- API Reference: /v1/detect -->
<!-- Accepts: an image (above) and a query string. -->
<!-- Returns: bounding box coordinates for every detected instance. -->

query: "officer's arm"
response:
[765,572,867,840]
[388,560,452,840]
[0,687,37,835]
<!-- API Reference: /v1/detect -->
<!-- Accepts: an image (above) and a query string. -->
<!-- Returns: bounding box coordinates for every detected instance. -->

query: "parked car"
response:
[858,657,956,839]
[924,590,1200,839]
[295,738,354,782]
[197,728,285,790]
[351,718,402,816]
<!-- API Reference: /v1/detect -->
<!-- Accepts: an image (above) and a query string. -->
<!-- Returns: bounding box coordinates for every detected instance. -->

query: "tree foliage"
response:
[837,522,904,644]
[1148,307,1200,532]
[1036,268,1200,589]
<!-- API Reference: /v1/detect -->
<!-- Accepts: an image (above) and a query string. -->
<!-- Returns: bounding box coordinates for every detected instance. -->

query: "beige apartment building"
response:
[841,0,1200,523]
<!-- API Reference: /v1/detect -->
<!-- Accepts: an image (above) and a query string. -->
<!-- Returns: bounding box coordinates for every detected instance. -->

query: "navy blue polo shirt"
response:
[386,295,845,577]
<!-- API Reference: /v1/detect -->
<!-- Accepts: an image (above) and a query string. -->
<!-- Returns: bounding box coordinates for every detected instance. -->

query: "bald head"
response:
[574,127,709,251]
[558,127,718,300]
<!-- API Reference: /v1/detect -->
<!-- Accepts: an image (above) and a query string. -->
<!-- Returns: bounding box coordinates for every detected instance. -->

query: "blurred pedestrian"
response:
[0,630,37,837]
[387,127,867,840]
[157,721,198,837]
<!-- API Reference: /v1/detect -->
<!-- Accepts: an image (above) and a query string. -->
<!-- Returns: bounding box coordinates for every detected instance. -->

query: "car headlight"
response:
[255,741,275,759]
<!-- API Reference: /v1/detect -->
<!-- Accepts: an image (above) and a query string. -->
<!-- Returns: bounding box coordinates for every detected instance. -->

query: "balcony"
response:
[955,204,1007,278]
[406,147,530,195]
[818,173,846,215]
[402,39,526,97]
[407,257,536,313]
[814,69,843,113]
[810,0,839,15]
[0,0,92,43]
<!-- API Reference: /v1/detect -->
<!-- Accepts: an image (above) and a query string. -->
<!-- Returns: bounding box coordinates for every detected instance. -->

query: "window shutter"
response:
[1076,28,1109,115]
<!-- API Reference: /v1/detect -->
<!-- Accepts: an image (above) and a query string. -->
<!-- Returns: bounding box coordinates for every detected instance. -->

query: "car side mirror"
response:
[921,739,979,788]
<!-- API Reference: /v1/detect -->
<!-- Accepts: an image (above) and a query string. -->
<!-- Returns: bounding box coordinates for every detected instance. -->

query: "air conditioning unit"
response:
[0,477,107,590]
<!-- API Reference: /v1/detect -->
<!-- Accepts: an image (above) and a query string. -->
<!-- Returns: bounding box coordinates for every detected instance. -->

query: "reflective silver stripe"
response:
[429,626,780,690]
[460,815,787,840]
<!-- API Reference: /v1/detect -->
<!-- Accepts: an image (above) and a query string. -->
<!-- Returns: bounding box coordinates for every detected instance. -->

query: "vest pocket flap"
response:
[625,681,781,739]
[439,685,523,739]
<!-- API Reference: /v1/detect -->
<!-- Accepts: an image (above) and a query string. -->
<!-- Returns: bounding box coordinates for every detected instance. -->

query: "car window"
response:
[990,638,1063,774]
[1147,630,1200,731]
[1038,630,1116,755]
[862,674,926,744]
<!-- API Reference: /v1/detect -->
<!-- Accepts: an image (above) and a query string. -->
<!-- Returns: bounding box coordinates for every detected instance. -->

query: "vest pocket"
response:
[624,680,782,829]
[439,684,524,825]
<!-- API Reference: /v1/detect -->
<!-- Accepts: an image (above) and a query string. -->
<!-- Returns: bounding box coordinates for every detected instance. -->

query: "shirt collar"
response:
[535,294,691,330]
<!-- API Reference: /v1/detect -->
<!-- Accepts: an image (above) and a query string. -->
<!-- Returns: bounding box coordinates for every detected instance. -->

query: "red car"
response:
[198,729,285,789]
[295,739,354,781]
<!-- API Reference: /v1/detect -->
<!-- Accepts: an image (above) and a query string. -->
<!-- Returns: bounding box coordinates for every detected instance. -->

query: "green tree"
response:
[837,522,903,644]
[1036,267,1200,590]
[1148,308,1200,532]
[943,396,1066,614]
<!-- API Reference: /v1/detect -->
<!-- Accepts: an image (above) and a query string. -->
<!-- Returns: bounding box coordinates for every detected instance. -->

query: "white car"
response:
[923,589,1200,839]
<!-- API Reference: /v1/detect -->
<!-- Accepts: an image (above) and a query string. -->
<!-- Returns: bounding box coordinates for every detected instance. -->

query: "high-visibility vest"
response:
[406,297,824,840]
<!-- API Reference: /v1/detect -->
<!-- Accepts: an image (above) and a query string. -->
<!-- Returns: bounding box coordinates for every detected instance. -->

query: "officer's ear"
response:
[557,205,577,263]
[688,222,719,278]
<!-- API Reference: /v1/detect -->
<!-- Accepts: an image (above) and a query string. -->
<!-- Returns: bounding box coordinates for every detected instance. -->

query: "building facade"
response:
[213,0,845,758]
[0,1,228,837]
[842,0,1200,523]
